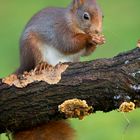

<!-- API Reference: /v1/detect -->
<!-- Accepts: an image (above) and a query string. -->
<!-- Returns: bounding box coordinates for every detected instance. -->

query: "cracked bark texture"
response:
[0,48,140,133]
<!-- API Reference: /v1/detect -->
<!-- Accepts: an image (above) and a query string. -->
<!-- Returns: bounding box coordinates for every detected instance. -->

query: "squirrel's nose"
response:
[89,26,102,34]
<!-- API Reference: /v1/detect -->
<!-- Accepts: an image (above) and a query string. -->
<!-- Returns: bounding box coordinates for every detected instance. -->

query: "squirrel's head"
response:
[68,0,103,34]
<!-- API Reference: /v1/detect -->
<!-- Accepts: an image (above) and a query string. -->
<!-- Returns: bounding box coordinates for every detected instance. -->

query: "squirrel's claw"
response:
[34,62,52,74]
[91,34,106,45]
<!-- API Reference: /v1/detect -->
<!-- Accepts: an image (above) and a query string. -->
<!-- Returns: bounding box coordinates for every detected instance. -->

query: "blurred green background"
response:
[0,0,140,140]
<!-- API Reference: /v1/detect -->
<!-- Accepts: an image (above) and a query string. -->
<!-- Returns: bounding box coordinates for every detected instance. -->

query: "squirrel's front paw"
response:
[58,99,93,120]
[91,34,106,45]
[34,62,53,74]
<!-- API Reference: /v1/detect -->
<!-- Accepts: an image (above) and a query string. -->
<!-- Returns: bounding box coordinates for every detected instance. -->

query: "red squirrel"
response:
[14,0,105,140]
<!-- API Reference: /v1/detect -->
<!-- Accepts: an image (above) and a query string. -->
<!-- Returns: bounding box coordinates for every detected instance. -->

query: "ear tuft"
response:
[71,0,85,11]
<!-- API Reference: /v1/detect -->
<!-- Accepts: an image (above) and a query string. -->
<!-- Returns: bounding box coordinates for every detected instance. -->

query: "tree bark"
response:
[0,48,140,134]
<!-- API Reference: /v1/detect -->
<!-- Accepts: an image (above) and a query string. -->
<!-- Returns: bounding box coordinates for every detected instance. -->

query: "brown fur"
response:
[84,44,97,56]
[71,0,85,11]
[61,33,92,55]
[13,121,75,140]
[16,32,43,74]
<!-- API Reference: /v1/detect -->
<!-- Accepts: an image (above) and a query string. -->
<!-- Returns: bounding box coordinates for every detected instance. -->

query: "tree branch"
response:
[0,48,140,134]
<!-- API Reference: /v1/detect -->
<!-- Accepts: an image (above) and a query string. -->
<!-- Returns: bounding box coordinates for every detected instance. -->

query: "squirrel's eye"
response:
[83,12,90,20]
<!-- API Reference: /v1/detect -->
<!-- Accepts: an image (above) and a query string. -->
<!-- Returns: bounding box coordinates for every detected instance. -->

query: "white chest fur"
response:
[41,44,85,66]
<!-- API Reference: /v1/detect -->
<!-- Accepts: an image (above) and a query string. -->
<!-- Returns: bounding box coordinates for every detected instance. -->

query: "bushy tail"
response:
[13,121,75,140]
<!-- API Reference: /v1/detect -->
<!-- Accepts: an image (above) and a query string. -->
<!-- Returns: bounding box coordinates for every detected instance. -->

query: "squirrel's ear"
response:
[71,0,85,11]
